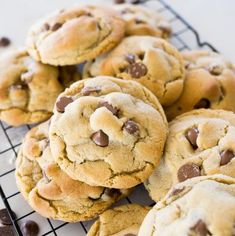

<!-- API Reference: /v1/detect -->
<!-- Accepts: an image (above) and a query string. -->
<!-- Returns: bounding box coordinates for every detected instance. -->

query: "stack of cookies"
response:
[0,1,233,235]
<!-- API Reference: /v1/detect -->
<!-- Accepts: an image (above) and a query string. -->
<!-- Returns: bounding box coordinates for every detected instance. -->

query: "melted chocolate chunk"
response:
[194,98,210,109]
[115,0,125,3]
[91,130,109,147]
[51,22,62,31]
[177,163,201,182]
[220,150,234,166]
[123,120,139,134]
[128,62,147,78]
[186,127,199,149]
[56,96,73,113]
[135,18,145,24]
[190,220,211,236]
[97,102,118,116]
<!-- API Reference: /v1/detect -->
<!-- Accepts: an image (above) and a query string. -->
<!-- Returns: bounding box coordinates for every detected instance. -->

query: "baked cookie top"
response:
[49,76,167,188]
[15,121,130,222]
[145,109,235,201]
[114,4,171,38]
[139,175,235,236]
[166,50,235,120]
[27,5,125,65]
[83,36,185,107]
[0,48,80,126]
[87,204,150,236]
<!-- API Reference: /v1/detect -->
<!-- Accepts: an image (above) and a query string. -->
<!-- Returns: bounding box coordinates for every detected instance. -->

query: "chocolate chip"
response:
[115,0,125,3]
[0,226,15,236]
[220,150,234,166]
[43,23,50,31]
[194,98,210,109]
[91,130,109,147]
[177,163,201,182]
[97,102,118,116]
[0,37,11,47]
[190,220,211,236]
[56,96,73,113]
[123,120,139,134]
[169,187,185,197]
[138,53,145,60]
[0,209,14,225]
[51,22,62,31]
[208,64,223,76]
[125,54,135,64]
[21,220,39,236]
[128,62,147,78]
[81,86,101,96]
[186,128,199,149]
[135,18,145,24]
[105,188,121,197]
[124,234,136,236]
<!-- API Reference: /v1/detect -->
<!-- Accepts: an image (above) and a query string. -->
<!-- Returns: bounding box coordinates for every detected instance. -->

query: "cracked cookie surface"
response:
[49,76,167,188]
[15,121,130,222]
[0,48,80,126]
[139,175,235,236]
[166,50,235,120]
[145,109,235,201]
[87,204,150,236]
[113,4,171,38]
[26,5,125,66]
[83,36,185,107]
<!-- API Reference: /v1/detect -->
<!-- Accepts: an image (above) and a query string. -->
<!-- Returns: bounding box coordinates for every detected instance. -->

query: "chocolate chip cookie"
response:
[27,5,125,65]
[145,109,235,201]
[83,36,185,107]
[49,76,168,188]
[87,204,150,236]
[114,4,171,38]
[165,50,235,120]
[15,121,130,222]
[0,49,80,126]
[139,175,235,236]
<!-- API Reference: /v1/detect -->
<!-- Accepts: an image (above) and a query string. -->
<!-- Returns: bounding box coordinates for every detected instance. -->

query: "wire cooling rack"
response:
[0,0,218,235]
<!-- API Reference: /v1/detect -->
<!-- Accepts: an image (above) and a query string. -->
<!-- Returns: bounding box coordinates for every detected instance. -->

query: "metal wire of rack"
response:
[0,0,218,235]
